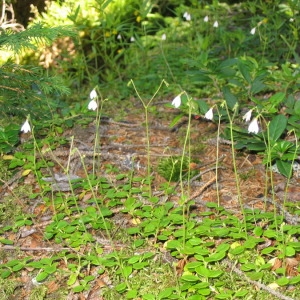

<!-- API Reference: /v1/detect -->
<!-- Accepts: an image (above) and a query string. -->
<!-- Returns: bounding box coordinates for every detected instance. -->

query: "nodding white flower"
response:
[204,15,209,22]
[213,21,219,28]
[130,36,135,42]
[248,118,259,134]
[250,27,256,35]
[204,107,214,120]
[242,110,252,122]
[290,18,294,22]
[117,34,122,40]
[90,89,97,100]
[88,99,98,111]
[172,95,181,108]
[21,119,31,133]
[183,12,191,21]
[161,33,166,41]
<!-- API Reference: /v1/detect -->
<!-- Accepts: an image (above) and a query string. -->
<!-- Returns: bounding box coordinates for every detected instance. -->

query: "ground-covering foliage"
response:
[1,0,300,299]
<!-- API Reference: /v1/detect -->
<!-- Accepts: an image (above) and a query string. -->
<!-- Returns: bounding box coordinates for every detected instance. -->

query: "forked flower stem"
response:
[225,104,248,236]
[129,79,168,197]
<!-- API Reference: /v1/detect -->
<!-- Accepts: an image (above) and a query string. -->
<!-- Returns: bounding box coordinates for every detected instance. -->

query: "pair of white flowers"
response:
[21,89,99,133]
[242,109,259,134]
[88,89,98,111]
[171,95,259,134]
[203,15,218,27]
[183,12,191,21]
[171,95,213,120]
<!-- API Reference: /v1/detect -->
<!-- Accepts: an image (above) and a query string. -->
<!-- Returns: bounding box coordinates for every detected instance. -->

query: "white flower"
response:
[204,107,214,120]
[204,16,209,22]
[250,27,256,35]
[117,34,122,40]
[88,99,98,111]
[248,118,259,134]
[90,89,97,100]
[242,110,252,122]
[183,12,191,21]
[161,33,166,41]
[21,119,31,133]
[130,36,135,42]
[290,18,294,22]
[172,95,181,108]
[213,21,219,28]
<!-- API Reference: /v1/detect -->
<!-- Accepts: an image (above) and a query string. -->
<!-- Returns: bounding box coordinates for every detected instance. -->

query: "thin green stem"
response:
[129,79,168,197]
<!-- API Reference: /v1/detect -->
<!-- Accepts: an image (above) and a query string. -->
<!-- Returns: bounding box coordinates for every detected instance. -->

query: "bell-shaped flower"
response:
[130,36,135,42]
[161,33,166,41]
[242,110,252,122]
[117,34,122,40]
[88,99,98,111]
[204,16,209,22]
[204,107,214,120]
[248,118,259,134]
[183,12,191,21]
[250,27,256,35]
[172,95,181,108]
[213,21,219,28]
[21,119,31,133]
[90,89,97,100]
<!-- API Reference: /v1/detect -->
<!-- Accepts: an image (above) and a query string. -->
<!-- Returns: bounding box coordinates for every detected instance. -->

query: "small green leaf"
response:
[186,262,202,270]
[261,247,276,255]
[0,269,12,278]
[126,289,138,299]
[115,282,127,292]
[253,227,263,236]
[276,160,293,178]
[276,277,290,286]
[181,274,200,282]
[35,272,49,282]
[133,262,148,270]
[197,288,211,296]
[229,246,245,255]
[284,246,296,257]
[263,230,278,238]
[215,292,233,299]
[241,263,256,271]
[73,285,84,293]
[234,290,248,297]
[44,265,57,274]
[67,273,78,286]
[289,275,300,285]
[158,288,174,299]
[205,251,226,263]
[0,238,14,245]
